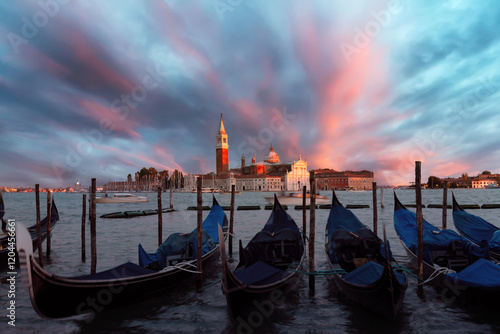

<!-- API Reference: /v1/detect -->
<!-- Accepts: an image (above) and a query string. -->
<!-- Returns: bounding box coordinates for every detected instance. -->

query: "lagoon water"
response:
[1,189,500,333]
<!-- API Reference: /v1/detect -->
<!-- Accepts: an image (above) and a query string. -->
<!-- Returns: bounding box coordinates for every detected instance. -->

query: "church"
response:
[200,114,310,192]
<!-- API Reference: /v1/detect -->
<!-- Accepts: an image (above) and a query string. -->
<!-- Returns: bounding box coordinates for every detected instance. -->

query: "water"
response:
[1,189,500,333]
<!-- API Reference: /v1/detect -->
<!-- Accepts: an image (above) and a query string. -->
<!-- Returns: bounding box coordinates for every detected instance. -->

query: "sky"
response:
[1,0,499,188]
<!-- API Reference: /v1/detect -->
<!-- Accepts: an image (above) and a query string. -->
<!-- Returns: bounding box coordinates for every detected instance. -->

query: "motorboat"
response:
[264,192,330,205]
[95,193,147,203]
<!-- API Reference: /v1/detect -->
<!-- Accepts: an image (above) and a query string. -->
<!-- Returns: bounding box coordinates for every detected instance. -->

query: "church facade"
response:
[201,114,310,192]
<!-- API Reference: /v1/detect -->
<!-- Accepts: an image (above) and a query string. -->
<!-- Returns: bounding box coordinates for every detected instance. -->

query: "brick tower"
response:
[216,113,229,175]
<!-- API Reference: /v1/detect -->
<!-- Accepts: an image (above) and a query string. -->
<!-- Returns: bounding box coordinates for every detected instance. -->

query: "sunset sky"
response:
[1,0,499,187]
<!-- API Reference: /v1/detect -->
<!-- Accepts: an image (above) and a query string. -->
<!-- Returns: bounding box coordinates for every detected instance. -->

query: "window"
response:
[223,138,227,143]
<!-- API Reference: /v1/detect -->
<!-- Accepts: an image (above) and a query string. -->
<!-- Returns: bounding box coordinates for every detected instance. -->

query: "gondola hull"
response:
[325,190,407,320]
[24,248,220,318]
[327,260,406,320]
[219,197,305,322]
[220,248,303,322]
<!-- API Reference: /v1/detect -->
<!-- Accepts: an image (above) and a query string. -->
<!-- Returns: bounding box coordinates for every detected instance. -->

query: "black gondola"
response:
[394,192,500,308]
[219,195,305,322]
[17,196,227,319]
[452,193,500,260]
[1,196,59,268]
[325,190,407,320]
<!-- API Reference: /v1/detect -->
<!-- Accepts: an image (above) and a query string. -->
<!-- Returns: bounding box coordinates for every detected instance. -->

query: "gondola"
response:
[1,196,59,268]
[17,196,228,319]
[394,192,500,307]
[219,195,305,322]
[100,208,174,219]
[452,193,500,260]
[325,190,407,320]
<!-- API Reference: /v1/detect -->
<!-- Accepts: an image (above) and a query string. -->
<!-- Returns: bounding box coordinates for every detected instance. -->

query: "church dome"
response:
[264,145,280,163]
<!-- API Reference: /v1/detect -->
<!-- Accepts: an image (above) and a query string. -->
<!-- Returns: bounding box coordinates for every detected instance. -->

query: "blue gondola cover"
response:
[445,258,500,288]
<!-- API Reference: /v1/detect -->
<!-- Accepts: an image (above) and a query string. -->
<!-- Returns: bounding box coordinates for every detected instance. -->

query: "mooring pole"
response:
[372,182,378,236]
[309,172,316,295]
[158,186,163,247]
[381,187,385,208]
[196,177,203,291]
[170,186,174,209]
[90,178,97,274]
[35,184,43,267]
[442,181,448,230]
[415,162,424,293]
[302,186,307,244]
[46,190,52,258]
[81,194,86,262]
[229,184,235,257]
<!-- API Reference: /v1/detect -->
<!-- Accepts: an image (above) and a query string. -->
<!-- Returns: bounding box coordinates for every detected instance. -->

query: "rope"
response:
[161,261,202,274]
[418,267,454,286]
[392,265,423,281]
[286,263,347,275]
[198,279,221,291]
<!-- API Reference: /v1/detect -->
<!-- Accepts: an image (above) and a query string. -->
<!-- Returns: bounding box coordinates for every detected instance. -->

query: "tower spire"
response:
[218,113,226,134]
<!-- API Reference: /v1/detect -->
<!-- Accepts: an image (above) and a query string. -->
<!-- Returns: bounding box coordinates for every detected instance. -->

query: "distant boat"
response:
[95,193,147,203]
[264,192,329,205]
[485,184,500,189]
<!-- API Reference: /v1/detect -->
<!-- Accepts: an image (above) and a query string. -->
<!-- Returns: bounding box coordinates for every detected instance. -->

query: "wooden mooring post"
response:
[302,186,307,244]
[158,187,163,246]
[46,190,52,258]
[35,184,43,267]
[229,184,235,257]
[170,186,174,209]
[415,162,424,293]
[381,187,385,208]
[309,172,316,295]
[372,182,378,236]
[81,194,86,262]
[442,181,448,230]
[90,178,97,274]
[196,177,203,291]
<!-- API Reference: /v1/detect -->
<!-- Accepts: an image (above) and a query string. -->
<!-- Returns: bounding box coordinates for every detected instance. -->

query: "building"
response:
[314,169,374,190]
[201,115,311,191]
[472,176,499,188]
[216,114,229,175]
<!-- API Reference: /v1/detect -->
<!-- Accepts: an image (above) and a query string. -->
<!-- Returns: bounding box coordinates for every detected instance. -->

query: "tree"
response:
[497,176,500,185]
[148,167,158,180]
[127,174,132,182]
[461,173,468,180]
[427,176,442,189]
[482,170,491,175]
[137,167,149,180]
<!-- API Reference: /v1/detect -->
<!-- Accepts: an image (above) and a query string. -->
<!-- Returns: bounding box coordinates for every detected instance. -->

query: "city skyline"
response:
[1,1,500,188]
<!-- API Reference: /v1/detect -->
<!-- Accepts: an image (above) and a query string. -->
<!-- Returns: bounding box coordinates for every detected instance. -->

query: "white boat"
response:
[264,192,330,205]
[95,193,148,203]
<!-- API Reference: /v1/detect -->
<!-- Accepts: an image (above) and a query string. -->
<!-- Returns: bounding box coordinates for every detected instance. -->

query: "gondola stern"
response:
[393,191,406,212]
[451,192,464,212]
[331,189,342,207]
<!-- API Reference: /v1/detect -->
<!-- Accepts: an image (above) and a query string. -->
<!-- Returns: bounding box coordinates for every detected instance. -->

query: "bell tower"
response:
[216,113,229,175]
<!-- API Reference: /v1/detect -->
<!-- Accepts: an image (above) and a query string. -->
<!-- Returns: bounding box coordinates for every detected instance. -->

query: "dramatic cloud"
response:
[1,0,499,187]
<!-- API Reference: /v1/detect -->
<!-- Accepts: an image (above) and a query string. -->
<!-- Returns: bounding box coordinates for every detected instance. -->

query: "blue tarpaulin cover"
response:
[234,261,286,285]
[394,206,467,250]
[445,258,500,288]
[138,201,226,268]
[453,210,497,246]
[343,261,406,286]
[489,230,500,254]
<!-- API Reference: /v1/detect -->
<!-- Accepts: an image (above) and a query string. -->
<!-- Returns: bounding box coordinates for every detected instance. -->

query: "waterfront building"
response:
[314,169,374,190]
